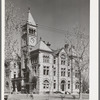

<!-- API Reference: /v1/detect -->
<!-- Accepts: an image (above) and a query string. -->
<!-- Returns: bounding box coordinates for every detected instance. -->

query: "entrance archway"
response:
[61,80,66,91]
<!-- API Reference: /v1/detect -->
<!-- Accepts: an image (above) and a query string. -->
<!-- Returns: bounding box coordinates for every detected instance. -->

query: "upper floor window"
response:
[68,69,70,77]
[68,81,70,89]
[53,57,56,64]
[43,55,50,63]
[31,58,37,64]
[61,53,66,65]
[53,67,56,76]
[14,63,16,68]
[61,68,66,76]
[75,70,79,78]
[33,66,37,74]
[68,59,70,66]
[29,28,35,35]
[61,60,65,65]
[53,80,56,89]
[43,66,49,75]
[14,73,16,78]
[43,80,49,89]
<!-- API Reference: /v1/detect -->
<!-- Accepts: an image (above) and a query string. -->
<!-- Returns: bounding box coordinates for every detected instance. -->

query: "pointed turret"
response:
[27,8,36,26]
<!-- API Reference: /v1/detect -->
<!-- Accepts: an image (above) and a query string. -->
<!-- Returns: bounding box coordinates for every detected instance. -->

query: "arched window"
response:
[75,82,79,89]
[61,53,66,65]
[43,80,49,89]
[61,80,66,91]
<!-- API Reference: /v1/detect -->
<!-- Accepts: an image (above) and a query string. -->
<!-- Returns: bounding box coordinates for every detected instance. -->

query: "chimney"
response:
[47,42,51,47]
[40,37,42,40]
[64,44,69,49]
[43,41,45,43]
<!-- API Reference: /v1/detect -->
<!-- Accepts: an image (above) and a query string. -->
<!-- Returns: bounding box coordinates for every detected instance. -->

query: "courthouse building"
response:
[5,9,79,94]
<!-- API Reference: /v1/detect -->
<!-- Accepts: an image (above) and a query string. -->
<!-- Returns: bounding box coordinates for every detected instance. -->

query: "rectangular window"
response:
[43,66,49,75]
[75,70,79,78]
[61,60,65,65]
[54,60,56,64]
[68,81,70,89]
[68,69,70,77]
[43,55,50,63]
[53,67,56,76]
[43,66,46,75]
[61,68,66,76]
[14,74,16,78]
[53,57,56,64]
[54,80,56,89]
[34,66,37,73]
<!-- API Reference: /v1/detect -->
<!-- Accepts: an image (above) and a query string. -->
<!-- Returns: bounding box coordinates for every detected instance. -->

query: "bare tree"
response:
[5,1,26,59]
[65,27,89,99]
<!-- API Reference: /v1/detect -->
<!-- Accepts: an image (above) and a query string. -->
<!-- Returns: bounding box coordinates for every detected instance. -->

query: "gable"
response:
[59,48,67,58]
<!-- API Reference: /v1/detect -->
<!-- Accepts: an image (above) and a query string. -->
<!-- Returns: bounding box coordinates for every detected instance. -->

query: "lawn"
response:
[7,93,89,100]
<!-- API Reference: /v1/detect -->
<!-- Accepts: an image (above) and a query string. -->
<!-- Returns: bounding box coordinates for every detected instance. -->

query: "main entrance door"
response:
[61,80,66,91]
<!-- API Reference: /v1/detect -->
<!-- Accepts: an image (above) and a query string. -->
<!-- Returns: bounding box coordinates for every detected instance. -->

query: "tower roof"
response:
[27,8,36,26]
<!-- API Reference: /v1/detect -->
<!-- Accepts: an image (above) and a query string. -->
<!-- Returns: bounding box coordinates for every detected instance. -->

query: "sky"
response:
[6,0,90,50]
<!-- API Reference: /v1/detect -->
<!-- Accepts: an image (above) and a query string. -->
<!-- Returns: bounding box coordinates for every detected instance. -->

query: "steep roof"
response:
[52,48,62,57]
[30,40,53,53]
[27,9,36,26]
[53,47,69,57]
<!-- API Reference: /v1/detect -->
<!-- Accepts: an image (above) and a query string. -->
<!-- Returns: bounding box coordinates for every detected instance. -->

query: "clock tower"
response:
[21,9,38,92]
[21,8,38,52]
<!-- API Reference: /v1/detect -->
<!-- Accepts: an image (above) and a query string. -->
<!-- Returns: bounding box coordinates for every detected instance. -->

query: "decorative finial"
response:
[28,7,30,13]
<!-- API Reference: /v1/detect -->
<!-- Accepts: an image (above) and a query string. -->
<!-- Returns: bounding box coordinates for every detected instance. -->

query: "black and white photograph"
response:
[3,0,92,100]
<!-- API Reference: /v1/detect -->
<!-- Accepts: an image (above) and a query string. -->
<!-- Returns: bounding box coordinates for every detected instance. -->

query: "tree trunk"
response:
[79,67,82,100]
